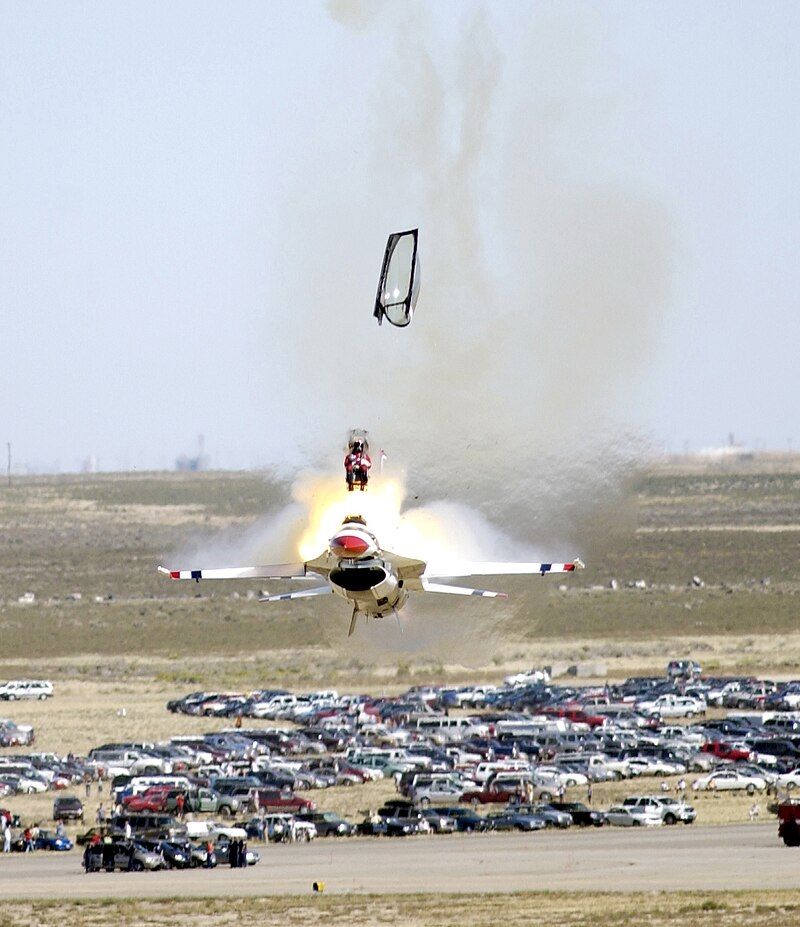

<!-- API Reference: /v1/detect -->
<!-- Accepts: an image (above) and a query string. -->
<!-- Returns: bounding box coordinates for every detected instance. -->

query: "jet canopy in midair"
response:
[374,228,420,327]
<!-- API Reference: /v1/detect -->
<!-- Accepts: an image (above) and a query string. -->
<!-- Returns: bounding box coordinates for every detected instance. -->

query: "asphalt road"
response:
[1,824,797,898]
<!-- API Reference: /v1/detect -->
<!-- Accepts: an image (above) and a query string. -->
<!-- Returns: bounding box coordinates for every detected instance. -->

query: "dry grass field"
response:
[1,891,800,927]
[0,455,798,686]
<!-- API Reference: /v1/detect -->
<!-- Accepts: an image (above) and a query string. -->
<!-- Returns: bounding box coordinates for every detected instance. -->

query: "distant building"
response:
[175,435,209,472]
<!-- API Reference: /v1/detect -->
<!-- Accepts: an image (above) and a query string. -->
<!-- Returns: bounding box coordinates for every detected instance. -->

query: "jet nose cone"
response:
[331,533,370,556]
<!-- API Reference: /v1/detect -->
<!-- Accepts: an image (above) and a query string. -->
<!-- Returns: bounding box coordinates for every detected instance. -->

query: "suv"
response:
[622,795,696,826]
[112,812,187,841]
[83,839,164,872]
[296,811,355,837]
[53,795,84,822]
[0,680,53,701]
[667,661,701,680]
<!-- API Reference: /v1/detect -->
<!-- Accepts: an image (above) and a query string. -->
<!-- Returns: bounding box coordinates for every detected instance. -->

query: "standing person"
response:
[96,804,106,826]
[23,827,32,852]
[84,775,91,800]
[239,839,248,867]
[228,839,238,869]
[587,782,593,805]
[176,792,185,819]
[124,819,132,841]
[205,839,215,868]
[55,820,65,838]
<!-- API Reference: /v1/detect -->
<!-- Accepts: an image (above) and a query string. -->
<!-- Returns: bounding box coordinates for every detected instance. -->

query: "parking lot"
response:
[3,664,800,890]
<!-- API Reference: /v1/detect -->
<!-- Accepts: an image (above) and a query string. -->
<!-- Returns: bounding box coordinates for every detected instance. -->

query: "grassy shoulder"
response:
[1,891,800,926]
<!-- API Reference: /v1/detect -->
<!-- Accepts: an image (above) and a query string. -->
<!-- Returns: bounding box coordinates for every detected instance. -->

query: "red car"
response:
[460,782,526,806]
[254,789,316,812]
[701,741,752,762]
[122,787,170,813]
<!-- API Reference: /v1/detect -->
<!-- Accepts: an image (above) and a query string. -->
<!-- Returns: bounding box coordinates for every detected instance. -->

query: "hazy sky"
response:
[1,1,798,472]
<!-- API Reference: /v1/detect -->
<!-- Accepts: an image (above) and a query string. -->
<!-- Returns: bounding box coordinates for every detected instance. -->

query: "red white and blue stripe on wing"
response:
[157,565,310,581]
[422,559,584,579]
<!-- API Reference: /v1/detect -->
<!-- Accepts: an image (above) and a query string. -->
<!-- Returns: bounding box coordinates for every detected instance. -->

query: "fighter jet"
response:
[159,515,584,636]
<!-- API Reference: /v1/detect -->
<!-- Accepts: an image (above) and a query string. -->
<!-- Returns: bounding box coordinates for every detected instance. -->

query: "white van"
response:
[0,680,53,701]
[474,759,531,782]
[413,716,489,742]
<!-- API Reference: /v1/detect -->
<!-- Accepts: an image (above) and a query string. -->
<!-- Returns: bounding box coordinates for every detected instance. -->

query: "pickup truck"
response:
[701,741,752,762]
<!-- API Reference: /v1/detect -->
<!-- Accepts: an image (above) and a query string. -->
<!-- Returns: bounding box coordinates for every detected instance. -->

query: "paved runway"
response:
[0,824,797,898]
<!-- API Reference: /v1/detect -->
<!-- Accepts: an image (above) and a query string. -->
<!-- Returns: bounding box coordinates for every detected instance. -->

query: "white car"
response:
[3,772,48,793]
[659,726,706,748]
[0,680,53,701]
[412,781,465,805]
[603,805,662,827]
[504,668,551,687]
[535,766,589,788]
[626,757,686,777]
[635,695,705,719]
[776,769,800,791]
[692,770,767,793]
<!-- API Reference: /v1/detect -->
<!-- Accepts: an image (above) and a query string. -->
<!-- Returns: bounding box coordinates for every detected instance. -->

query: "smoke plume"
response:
[256,1,672,556]
[185,3,674,654]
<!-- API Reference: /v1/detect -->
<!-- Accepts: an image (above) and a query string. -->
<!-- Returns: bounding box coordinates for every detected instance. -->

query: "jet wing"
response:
[158,564,316,581]
[423,559,584,579]
[260,586,332,603]
[421,580,508,598]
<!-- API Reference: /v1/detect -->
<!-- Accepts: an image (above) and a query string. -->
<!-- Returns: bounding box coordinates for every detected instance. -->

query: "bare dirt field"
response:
[0,458,799,685]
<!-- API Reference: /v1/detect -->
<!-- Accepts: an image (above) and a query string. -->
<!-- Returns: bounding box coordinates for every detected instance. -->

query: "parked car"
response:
[603,805,662,827]
[635,694,705,719]
[485,809,547,832]
[296,811,355,837]
[34,830,73,851]
[622,796,695,825]
[692,770,767,793]
[667,660,701,680]
[53,795,84,821]
[83,839,164,872]
[0,680,53,701]
[549,801,605,827]
[429,806,489,832]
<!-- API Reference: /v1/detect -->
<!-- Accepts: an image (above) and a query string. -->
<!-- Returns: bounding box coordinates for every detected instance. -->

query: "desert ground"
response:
[0,454,799,685]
